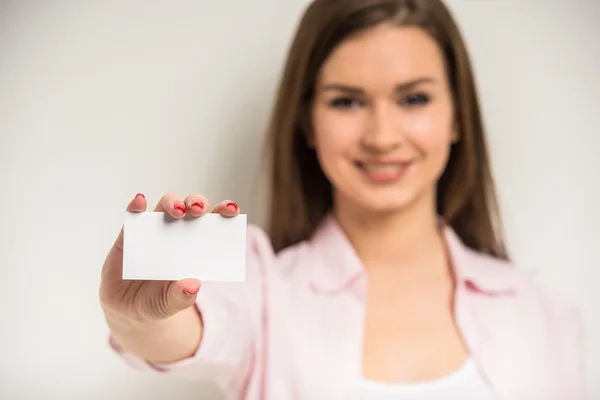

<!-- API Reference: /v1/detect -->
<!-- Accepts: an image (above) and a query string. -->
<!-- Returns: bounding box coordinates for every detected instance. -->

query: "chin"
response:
[330,167,436,217]
[363,198,415,215]
[344,188,422,216]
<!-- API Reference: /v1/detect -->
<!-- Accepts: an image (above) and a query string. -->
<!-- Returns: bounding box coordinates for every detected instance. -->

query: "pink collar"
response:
[307,214,517,299]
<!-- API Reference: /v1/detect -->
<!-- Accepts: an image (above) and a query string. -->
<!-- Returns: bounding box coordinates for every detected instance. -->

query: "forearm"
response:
[106,306,203,364]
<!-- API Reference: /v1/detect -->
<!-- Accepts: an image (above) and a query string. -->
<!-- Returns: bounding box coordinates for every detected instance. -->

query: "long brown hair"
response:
[261,0,508,260]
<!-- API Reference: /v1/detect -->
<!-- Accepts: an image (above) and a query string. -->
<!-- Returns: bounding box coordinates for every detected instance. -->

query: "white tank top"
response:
[358,358,496,400]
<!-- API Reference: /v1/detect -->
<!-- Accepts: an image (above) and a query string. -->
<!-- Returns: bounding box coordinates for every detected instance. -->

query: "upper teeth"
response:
[362,164,404,172]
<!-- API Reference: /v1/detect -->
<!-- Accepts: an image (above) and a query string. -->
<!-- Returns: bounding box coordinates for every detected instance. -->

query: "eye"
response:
[328,97,363,109]
[401,93,430,107]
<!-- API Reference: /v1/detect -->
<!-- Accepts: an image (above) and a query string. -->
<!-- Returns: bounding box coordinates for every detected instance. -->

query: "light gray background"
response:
[0,1,598,398]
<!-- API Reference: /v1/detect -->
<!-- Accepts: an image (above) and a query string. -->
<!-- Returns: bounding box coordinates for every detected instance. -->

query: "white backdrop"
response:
[0,1,598,398]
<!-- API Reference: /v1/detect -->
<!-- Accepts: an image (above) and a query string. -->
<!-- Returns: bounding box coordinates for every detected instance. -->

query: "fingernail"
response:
[174,202,186,214]
[191,201,204,210]
[226,201,238,211]
[184,287,200,295]
[135,193,145,199]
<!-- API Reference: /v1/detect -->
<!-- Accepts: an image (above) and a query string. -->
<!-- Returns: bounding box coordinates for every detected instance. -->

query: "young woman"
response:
[100,0,584,399]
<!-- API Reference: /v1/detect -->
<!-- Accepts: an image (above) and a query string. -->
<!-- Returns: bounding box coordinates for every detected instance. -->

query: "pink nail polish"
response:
[135,193,145,199]
[191,201,204,210]
[226,201,238,211]
[174,203,186,214]
[184,287,200,295]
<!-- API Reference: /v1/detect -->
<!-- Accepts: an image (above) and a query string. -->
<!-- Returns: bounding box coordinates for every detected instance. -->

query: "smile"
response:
[355,160,413,183]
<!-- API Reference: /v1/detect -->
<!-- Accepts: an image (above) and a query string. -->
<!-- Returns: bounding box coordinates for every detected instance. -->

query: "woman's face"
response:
[311,24,457,216]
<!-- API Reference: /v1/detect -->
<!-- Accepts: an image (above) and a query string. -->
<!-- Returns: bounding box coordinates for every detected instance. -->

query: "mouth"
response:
[354,160,413,183]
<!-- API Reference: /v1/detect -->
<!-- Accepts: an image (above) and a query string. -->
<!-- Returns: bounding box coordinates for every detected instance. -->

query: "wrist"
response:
[104,306,203,363]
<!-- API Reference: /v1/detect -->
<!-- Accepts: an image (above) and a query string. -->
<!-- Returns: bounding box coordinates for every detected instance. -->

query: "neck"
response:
[334,195,446,275]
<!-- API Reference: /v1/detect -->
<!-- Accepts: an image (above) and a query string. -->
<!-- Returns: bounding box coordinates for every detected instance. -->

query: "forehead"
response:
[318,24,446,85]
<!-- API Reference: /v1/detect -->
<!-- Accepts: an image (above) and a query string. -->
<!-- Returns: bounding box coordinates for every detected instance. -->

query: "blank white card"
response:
[122,212,247,281]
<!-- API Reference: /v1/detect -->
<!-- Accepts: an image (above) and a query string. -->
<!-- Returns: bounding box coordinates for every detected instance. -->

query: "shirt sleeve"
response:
[108,225,273,396]
[531,274,587,399]
[555,300,586,399]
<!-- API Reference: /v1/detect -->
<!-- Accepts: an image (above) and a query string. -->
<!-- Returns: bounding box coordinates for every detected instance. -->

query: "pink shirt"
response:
[110,215,585,399]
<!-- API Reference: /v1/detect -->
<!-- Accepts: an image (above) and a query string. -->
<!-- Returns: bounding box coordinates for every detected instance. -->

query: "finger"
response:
[167,279,202,313]
[127,193,147,213]
[114,193,148,251]
[184,194,210,217]
[154,192,186,218]
[174,278,202,294]
[210,200,240,217]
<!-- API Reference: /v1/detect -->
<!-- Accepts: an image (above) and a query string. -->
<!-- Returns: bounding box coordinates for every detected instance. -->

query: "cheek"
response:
[405,105,453,167]
[312,108,362,166]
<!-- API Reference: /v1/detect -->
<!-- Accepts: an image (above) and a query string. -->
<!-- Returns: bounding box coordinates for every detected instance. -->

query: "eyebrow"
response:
[319,77,436,94]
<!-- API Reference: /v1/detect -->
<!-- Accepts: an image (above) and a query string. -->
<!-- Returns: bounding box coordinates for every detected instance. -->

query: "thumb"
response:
[101,193,147,287]
[114,193,148,252]
[165,279,202,314]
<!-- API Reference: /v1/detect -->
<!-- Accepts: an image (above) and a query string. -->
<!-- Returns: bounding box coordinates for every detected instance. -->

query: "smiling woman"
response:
[311,24,459,218]
[100,0,585,399]
[265,2,505,261]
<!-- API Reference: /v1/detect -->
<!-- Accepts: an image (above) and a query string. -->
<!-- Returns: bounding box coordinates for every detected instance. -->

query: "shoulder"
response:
[246,224,274,262]
[463,247,581,324]
[245,224,313,277]
[245,222,352,294]
[464,248,584,370]
[462,249,586,394]
[468,248,580,319]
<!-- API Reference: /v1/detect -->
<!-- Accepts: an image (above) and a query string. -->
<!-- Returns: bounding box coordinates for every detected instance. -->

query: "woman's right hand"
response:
[99,192,241,328]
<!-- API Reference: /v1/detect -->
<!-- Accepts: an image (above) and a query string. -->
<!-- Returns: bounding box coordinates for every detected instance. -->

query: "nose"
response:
[360,102,403,153]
